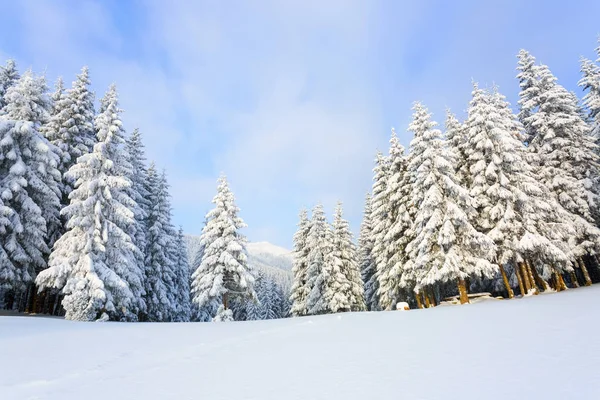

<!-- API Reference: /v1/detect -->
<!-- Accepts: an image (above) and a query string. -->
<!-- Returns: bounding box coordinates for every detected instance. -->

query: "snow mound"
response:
[1,286,599,399]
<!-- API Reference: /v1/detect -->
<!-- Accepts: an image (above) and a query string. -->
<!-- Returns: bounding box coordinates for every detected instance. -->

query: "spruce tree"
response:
[144,163,176,321]
[0,71,61,292]
[173,226,191,322]
[519,53,600,284]
[464,85,571,296]
[332,202,365,311]
[0,59,20,111]
[376,132,413,310]
[290,208,311,316]
[405,102,496,304]
[369,152,390,308]
[358,193,378,311]
[36,85,143,321]
[190,175,256,319]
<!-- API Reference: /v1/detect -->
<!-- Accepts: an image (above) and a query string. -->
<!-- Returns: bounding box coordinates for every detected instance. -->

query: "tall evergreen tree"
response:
[36,85,143,321]
[290,208,311,316]
[173,226,191,322]
[464,85,571,296]
[376,132,413,310]
[0,71,61,292]
[405,102,496,304]
[332,202,365,311]
[358,193,378,311]
[144,163,176,321]
[190,175,255,319]
[0,59,20,111]
[519,53,600,284]
[369,152,390,308]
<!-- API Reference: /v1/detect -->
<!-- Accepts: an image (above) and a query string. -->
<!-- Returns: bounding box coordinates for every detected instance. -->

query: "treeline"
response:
[0,62,190,321]
[290,41,600,312]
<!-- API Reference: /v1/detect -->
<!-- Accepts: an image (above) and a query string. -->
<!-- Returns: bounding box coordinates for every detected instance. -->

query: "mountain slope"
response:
[184,235,293,290]
[1,286,599,399]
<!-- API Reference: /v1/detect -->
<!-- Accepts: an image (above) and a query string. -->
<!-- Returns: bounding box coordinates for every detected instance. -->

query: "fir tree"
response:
[358,193,378,311]
[332,202,365,311]
[369,152,390,308]
[290,208,311,316]
[36,85,142,321]
[144,163,176,321]
[405,102,496,304]
[464,85,571,296]
[190,175,255,319]
[0,59,20,111]
[173,226,191,322]
[376,132,413,310]
[0,71,61,292]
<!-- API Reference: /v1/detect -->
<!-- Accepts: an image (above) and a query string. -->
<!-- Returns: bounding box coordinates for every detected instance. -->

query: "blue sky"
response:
[1,0,599,249]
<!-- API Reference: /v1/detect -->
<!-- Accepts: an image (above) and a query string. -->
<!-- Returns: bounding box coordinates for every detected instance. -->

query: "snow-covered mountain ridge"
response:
[184,235,293,290]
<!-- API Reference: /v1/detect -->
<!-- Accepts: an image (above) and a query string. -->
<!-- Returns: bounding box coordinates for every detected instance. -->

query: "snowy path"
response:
[1,286,599,400]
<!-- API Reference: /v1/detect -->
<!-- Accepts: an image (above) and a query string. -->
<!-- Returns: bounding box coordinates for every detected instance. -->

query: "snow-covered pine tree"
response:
[190,175,256,320]
[405,102,496,305]
[377,131,414,310]
[369,152,390,308]
[0,60,20,111]
[358,192,378,311]
[516,50,540,145]
[304,204,346,314]
[0,71,61,296]
[519,54,600,285]
[332,202,365,311]
[42,67,96,210]
[143,163,176,321]
[290,208,311,316]
[173,226,191,322]
[464,85,571,297]
[125,128,151,292]
[445,111,469,185]
[35,85,143,321]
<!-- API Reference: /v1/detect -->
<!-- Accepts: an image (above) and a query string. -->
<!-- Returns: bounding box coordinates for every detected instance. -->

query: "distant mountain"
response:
[184,235,293,291]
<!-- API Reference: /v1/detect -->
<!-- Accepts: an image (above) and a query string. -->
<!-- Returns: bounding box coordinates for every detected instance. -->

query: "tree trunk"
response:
[457,279,469,304]
[423,290,431,308]
[519,263,532,294]
[577,258,592,286]
[427,288,436,307]
[528,261,549,292]
[222,293,229,310]
[569,271,580,288]
[556,273,568,291]
[415,292,423,309]
[498,264,514,299]
[524,262,539,295]
[515,265,526,296]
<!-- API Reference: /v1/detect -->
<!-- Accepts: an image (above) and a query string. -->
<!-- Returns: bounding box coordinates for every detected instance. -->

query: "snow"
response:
[2,286,599,399]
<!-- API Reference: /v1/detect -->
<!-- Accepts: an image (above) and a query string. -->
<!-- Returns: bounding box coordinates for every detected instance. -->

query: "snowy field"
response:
[1,287,599,400]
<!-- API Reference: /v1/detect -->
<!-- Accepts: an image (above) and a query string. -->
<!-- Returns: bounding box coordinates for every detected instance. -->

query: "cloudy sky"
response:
[1,0,599,248]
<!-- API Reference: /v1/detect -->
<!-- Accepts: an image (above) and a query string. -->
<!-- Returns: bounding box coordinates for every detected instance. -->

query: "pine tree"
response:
[516,50,539,144]
[35,85,143,321]
[173,226,191,322]
[332,202,365,311]
[0,71,61,293]
[376,131,414,309]
[519,53,600,284]
[464,85,571,296]
[358,193,378,311]
[0,60,20,111]
[42,67,96,208]
[290,208,311,316]
[405,102,496,304]
[369,152,390,308]
[143,163,176,321]
[190,175,256,319]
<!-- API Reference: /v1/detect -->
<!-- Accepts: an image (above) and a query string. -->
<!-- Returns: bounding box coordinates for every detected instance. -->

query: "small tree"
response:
[190,175,256,319]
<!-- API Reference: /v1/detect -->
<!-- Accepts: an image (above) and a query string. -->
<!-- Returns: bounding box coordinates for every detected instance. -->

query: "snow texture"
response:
[1,286,599,399]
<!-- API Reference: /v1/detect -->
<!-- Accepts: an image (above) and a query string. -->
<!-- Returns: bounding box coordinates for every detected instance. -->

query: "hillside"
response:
[1,286,598,399]
[184,235,293,290]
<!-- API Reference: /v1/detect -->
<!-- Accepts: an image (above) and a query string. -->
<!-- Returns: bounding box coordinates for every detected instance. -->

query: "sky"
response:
[1,0,599,249]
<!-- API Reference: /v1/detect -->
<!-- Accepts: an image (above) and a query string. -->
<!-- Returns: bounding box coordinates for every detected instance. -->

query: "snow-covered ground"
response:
[1,286,599,400]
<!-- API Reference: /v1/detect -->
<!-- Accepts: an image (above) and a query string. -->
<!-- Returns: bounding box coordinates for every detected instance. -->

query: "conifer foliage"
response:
[190,175,256,321]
